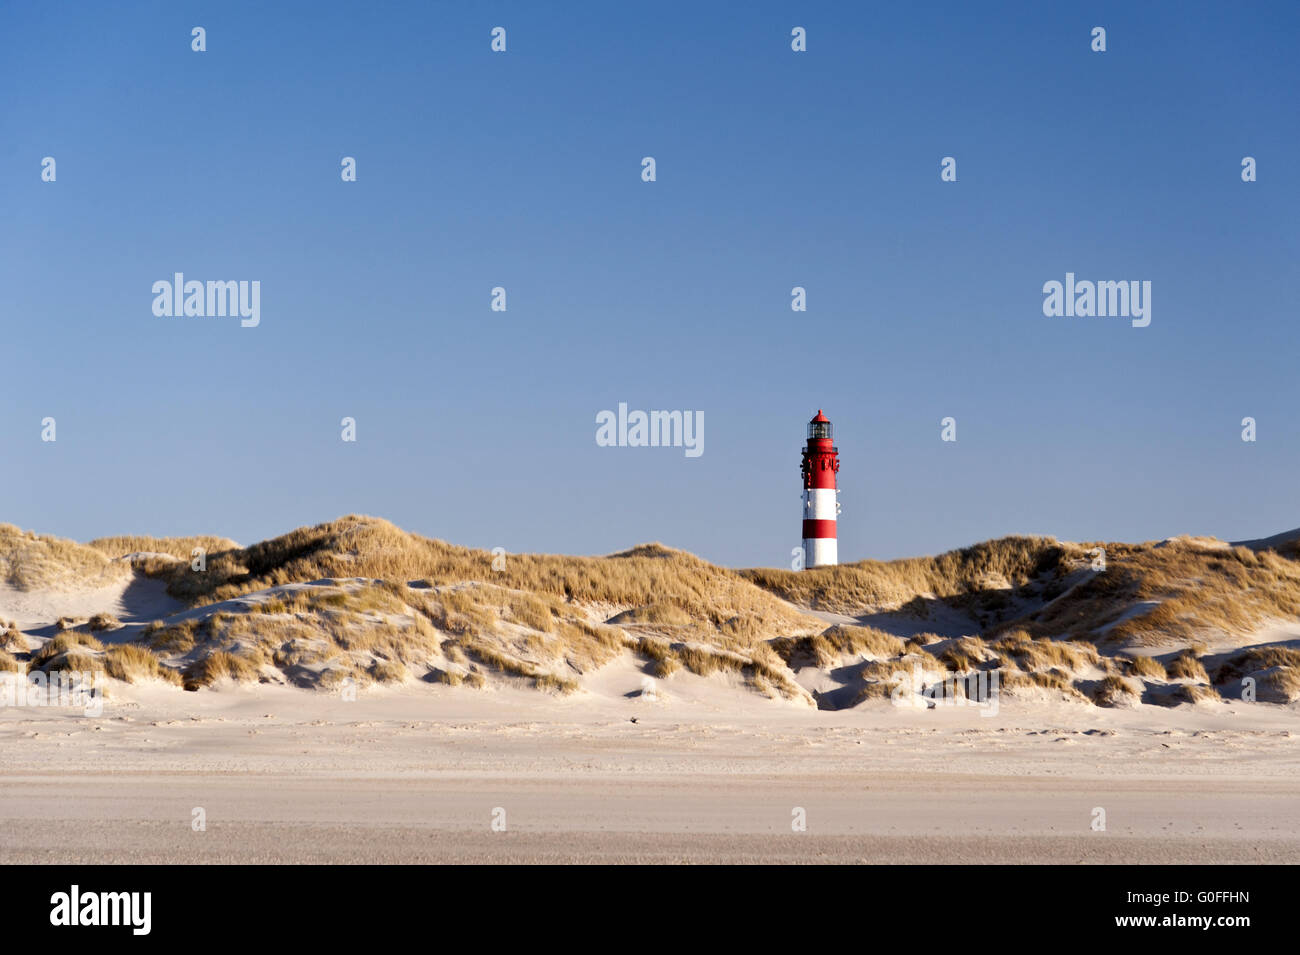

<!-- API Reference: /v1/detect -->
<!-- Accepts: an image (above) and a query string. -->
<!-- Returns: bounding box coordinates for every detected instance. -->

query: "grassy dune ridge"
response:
[740,535,1073,616]
[0,524,130,591]
[743,534,1300,646]
[6,516,1300,707]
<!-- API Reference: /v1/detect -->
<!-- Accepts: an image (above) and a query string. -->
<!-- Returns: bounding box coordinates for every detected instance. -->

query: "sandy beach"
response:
[3,673,1296,864]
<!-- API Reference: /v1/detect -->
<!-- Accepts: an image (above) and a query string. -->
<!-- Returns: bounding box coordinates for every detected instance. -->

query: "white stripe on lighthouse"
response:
[804,538,837,567]
[804,488,837,520]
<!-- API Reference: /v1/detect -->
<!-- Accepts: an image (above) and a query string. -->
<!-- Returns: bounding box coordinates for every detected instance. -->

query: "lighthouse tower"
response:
[800,410,839,568]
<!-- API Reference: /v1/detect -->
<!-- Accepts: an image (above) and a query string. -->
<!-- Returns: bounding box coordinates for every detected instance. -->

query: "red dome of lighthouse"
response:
[807,409,833,441]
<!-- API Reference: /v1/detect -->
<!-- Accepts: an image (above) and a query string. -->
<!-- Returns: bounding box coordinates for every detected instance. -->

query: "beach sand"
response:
[2,670,1295,864]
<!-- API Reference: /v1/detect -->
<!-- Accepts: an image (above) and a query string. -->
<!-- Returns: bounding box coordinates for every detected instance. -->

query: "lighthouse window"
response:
[808,421,832,440]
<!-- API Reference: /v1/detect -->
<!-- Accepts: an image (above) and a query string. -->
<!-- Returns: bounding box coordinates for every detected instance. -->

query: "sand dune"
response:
[3,516,1300,709]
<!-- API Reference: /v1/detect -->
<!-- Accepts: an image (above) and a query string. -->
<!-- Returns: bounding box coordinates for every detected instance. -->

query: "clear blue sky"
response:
[2,1,1297,567]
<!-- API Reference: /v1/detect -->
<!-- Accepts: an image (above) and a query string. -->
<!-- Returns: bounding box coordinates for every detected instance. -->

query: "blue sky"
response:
[2,1,1297,567]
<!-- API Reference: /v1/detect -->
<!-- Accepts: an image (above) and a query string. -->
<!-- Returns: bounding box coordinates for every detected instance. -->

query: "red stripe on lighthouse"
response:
[806,467,836,489]
[802,519,837,539]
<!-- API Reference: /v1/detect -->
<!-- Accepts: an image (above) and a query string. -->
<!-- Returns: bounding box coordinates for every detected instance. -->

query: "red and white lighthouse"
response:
[800,410,839,568]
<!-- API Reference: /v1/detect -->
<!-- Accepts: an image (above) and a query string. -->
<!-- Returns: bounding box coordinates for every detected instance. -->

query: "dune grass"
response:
[104,645,181,685]
[12,515,1300,707]
[1254,667,1300,702]
[1212,646,1300,683]
[608,603,694,627]
[112,516,818,638]
[0,627,28,652]
[771,624,906,667]
[368,659,408,683]
[31,648,103,675]
[991,629,1099,672]
[992,540,1300,646]
[29,632,104,671]
[87,612,121,632]
[1090,675,1139,706]
[87,534,240,561]
[1125,654,1167,680]
[1165,650,1210,683]
[0,524,129,591]
[740,536,1072,615]
[182,650,263,688]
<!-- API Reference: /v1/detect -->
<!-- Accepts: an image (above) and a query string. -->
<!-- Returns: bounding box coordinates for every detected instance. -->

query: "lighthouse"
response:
[800,410,839,568]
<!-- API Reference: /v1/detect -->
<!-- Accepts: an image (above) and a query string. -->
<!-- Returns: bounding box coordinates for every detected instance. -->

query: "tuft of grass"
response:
[428,667,463,686]
[182,651,262,688]
[368,659,407,683]
[87,612,121,632]
[29,632,104,669]
[1165,650,1209,683]
[533,672,580,694]
[1126,654,1167,680]
[1213,646,1300,683]
[631,633,686,677]
[150,623,200,654]
[938,647,976,673]
[651,656,681,677]
[772,624,905,667]
[1253,666,1300,702]
[1091,675,1138,707]
[272,638,339,668]
[104,645,181,685]
[1,628,29,653]
[34,649,103,675]
[855,679,896,703]
[631,636,674,662]
[994,631,1097,672]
